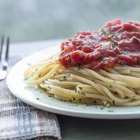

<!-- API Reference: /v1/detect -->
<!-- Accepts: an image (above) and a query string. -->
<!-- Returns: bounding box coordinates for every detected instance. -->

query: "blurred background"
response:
[0,0,140,43]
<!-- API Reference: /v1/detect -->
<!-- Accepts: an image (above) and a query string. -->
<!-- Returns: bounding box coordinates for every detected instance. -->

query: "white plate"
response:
[7,45,140,119]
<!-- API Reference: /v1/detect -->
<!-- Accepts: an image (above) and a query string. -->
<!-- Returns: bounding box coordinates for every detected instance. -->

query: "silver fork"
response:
[0,36,10,81]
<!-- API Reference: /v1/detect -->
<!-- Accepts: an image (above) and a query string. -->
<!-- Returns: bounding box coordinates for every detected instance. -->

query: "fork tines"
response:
[0,36,10,80]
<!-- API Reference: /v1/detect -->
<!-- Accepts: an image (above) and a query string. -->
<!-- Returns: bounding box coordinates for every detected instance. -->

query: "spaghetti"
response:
[24,19,140,106]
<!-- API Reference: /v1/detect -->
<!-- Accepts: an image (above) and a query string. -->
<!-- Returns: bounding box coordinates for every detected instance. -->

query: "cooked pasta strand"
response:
[24,55,140,106]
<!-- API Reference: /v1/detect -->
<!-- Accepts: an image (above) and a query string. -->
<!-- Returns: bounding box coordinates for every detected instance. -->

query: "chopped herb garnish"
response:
[103,46,107,50]
[27,63,32,66]
[63,76,67,80]
[86,104,91,106]
[102,29,117,38]
[35,69,39,72]
[59,76,67,81]
[111,41,118,46]
[101,29,118,46]
[77,66,81,71]
[92,79,97,83]
[112,100,115,105]
[119,60,125,65]
[87,42,92,45]
[73,97,76,100]
[47,86,51,90]
[75,86,84,94]
[77,90,81,94]
[52,73,56,77]
[79,87,83,90]
[137,59,140,63]
[69,99,72,102]
[97,54,103,59]
[94,100,97,104]
[81,92,85,95]
[48,94,53,97]
[108,109,114,112]
[100,106,104,110]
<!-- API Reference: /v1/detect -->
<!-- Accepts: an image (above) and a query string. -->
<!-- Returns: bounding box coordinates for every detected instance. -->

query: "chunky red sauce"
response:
[59,19,140,70]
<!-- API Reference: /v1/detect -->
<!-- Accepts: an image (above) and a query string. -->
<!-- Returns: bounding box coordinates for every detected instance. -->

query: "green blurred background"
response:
[0,0,140,42]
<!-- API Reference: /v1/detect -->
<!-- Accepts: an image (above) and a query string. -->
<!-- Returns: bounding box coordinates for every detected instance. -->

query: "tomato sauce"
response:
[59,19,140,70]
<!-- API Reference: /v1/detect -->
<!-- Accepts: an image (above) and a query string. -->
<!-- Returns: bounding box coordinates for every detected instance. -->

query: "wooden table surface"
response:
[10,40,140,140]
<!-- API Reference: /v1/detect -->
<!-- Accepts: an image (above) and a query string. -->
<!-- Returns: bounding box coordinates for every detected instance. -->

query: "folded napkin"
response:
[0,56,61,140]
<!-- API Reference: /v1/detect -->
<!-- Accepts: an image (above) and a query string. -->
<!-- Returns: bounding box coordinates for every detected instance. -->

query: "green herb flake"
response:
[94,100,97,104]
[86,104,91,106]
[77,66,81,71]
[59,76,67,81]
[120,60,126,65]
[137,59,140,63]
[100,106,104,110]
[112,100,115,105]
[74,89,77,93]
[108,109,114,112]
[103,47,107,50]
[79,87,83,90]
[72,97,76,101]
[81,92,85,95]
[35,69,38,72]
[111,41,118,46]
[69,99,72,102]
[77,91,80,94]
[52,73,56,77]
[87,42,92,45]
[47,86,51,90]
[27,63,32,66]
[92,79,97,84]
[48,94,53,97]
[63,76,67,80]
[97,54,103,59]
